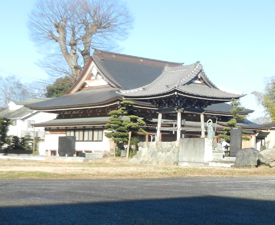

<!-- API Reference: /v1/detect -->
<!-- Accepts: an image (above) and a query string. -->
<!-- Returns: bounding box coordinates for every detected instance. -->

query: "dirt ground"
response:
[0,157,274,179]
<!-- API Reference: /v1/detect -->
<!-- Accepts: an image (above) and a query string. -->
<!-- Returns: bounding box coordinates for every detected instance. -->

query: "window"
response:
[84,130,93,141]
[66,130,74,136]
[75,130,84,141]
[94,130,103,141]
[66,129,103,142]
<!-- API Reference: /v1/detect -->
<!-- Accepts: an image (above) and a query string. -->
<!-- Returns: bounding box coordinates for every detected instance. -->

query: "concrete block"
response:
[212,151,224,161]
[85,153,104,160]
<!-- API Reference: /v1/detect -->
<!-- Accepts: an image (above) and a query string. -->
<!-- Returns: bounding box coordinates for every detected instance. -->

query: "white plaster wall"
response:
[42,130,111,155]
[38,141,46,155]
[30,112,57,125]
[45,134,66,150]
[265,130,275,149]
[7,112,56,138]
[25,112,57,134]
[256,140,261,150]
[8,102,22,110]
[42,133,66,155]
[8,120,24,137]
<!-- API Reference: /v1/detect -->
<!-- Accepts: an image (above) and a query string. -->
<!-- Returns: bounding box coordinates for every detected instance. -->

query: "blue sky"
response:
[1,0,275,119]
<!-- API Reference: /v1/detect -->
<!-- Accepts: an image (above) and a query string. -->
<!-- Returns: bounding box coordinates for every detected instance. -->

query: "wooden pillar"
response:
[251,135,260,150]
[177,111,181,141]
[200,113,205,138]
[156,112,162,142]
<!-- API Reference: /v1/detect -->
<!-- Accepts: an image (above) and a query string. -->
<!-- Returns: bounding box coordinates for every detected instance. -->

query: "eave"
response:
[27,97,123,111]
[33,117,109,128]
[123,89,243,102]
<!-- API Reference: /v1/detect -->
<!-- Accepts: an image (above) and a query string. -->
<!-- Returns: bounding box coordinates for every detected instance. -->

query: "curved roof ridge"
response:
[217,86,245,95]
[199,68,218,89]
[179,61,202,87]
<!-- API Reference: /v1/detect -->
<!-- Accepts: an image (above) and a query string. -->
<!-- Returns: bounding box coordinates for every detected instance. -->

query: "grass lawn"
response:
[0,157,274,179]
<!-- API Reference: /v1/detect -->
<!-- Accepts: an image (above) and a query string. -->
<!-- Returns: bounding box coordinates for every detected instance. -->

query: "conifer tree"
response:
[0,118,11,146]
[105,101,147,157]
[219,99,250,141]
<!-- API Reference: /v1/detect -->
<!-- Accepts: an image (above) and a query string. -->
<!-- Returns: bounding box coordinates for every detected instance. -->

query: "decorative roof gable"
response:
[67,49,182,94]
[118,62,245,108]
[119,62,244,100]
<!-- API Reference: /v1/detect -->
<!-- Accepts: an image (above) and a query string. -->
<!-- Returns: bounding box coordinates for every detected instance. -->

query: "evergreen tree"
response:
[0,118,11,146]
[33,137,41,153]
[46,76,74,97]
[20,135,32,150]
[219,99,250,142]
[105,101,147,157]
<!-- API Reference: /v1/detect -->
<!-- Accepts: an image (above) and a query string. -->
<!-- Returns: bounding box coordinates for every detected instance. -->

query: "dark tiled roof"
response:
[179,83,242,99]
[261,122,275,129]
[239,119,263,129]
[30,50,183,110]
[204,103,253,115]
[93,50,182,89]
[257,131,270,138]
[26,88,121,110]
[119,63,244,100]
[218,119,263,129]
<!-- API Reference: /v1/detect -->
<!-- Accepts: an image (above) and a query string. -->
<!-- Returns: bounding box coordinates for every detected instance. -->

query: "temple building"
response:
[26,50,262,156]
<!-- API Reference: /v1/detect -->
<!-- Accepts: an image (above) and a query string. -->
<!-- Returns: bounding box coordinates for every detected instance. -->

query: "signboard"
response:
[58,136,76,157]
[230,127,242,157]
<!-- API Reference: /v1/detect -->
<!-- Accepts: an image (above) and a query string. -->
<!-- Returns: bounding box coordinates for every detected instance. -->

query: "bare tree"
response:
[37,53,72,80]
[29,0,133,81]
[252,75,275,122]
[0,75,46,108]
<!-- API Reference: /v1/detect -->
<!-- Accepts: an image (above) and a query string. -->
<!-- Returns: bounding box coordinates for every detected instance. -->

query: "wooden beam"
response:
[126,131,132,159]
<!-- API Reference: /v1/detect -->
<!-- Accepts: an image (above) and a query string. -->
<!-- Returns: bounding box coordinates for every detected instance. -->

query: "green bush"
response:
[115,148,121,157]
[129,149,138,158]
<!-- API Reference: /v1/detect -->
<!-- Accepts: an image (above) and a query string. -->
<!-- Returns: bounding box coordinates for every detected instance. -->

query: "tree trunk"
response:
[126,131,132,159]
[53,20,81,81]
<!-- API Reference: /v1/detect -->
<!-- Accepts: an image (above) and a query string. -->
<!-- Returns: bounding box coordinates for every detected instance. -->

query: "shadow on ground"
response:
[0,196,274,224]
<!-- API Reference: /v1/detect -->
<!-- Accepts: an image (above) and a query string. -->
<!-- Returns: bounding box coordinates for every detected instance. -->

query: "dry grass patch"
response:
[0,158,274,179]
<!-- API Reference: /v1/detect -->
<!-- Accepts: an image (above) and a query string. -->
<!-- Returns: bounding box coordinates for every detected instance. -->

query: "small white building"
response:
[0,99,57,153]
[259,123,275,149]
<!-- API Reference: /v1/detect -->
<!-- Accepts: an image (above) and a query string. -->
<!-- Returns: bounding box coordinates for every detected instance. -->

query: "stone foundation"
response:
[130,141,180,165]
[131,138,219,165]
